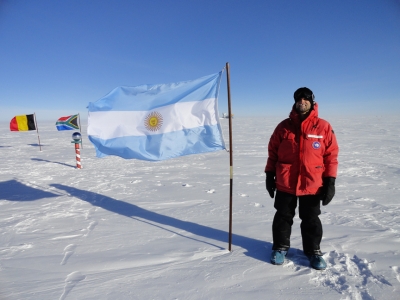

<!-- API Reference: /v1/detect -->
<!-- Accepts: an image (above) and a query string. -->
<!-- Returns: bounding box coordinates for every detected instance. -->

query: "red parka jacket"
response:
[265,102,339,196]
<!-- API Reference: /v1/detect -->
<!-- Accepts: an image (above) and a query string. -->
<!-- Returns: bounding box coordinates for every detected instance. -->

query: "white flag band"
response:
[88,98,218,139]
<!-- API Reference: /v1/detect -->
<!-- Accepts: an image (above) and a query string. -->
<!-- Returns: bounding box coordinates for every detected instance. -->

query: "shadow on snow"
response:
[0,180,59,201]
[31,158,76,168]
[50,183,282,262]
[0,180,305,264]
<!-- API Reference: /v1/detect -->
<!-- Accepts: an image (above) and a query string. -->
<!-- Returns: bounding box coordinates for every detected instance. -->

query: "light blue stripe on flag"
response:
[56,125,74,131]
[88,73,222,112]
[89,124,224,161]
[87,72,226,161]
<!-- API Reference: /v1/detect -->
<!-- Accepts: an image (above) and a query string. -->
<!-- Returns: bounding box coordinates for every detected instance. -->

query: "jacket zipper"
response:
[298,122,304,192]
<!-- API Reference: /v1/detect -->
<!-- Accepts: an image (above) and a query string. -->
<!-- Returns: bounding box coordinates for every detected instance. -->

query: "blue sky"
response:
[0,0,399,122]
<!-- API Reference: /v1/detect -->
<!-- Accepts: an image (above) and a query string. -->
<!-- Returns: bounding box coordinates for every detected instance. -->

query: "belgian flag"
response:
[10,114,36,131]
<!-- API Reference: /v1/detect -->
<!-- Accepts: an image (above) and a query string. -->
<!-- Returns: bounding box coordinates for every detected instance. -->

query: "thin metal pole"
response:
[34,112,42,151]
[78,113,83,149]
[226,62,233,251]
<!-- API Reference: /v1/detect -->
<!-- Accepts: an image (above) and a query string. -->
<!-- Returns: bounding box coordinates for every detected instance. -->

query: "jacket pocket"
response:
[276,162,293,189]
[279,134,297,157]
[303,164,324,190]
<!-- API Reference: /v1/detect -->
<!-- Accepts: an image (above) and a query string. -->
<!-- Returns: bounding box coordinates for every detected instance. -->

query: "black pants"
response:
[272,190,323,256]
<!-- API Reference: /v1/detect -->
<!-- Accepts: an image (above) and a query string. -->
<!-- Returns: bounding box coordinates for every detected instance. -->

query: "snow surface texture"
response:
[0,116,399,299]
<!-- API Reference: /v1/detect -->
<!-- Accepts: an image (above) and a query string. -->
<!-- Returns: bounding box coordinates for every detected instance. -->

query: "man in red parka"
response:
[265,87,339,270]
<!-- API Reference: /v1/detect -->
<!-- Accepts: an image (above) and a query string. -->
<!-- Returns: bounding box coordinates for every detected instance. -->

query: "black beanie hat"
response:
[293,87,315,103]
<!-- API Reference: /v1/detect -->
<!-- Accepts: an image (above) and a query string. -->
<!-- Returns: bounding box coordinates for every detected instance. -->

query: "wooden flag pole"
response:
[34,112,42,151]
[226,62,233,251]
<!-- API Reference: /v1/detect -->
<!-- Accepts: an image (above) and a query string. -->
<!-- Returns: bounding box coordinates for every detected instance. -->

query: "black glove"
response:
[321,177,335,206]
[265,172,276,199]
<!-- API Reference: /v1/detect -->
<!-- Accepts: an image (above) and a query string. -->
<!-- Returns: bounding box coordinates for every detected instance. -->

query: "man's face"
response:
[295,98,311,114]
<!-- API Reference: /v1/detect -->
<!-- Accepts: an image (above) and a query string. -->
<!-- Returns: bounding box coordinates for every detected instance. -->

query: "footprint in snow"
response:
[85,207,96,220]
[182,183,192,187]
[59,271,86,300]
[60,244,77,265]
[84,221,98,237]
[391,266,400,282]
[309,250,391,299]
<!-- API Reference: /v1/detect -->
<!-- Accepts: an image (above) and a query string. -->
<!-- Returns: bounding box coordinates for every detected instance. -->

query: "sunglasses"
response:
[294,92,314,102]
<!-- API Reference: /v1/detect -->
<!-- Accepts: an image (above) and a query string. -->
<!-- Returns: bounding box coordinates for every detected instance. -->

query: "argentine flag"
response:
[87,72,226,161]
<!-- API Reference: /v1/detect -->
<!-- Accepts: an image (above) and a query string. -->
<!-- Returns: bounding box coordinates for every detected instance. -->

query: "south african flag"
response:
[56,114,80,131]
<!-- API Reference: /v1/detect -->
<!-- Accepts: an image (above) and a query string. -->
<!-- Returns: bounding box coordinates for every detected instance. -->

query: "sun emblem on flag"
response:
[144,111,163,131]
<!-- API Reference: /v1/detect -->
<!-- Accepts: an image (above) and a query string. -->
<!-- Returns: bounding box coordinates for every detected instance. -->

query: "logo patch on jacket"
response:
[312,141,321,149]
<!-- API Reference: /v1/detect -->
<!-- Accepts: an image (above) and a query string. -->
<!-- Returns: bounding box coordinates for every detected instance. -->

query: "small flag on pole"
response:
[10,113,42,151]
[56,114,80,131]
[87,72,225,161]
[10,114,36,131]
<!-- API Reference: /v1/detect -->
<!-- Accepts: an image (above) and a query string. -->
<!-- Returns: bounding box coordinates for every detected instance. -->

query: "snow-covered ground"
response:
[1,115,400,299]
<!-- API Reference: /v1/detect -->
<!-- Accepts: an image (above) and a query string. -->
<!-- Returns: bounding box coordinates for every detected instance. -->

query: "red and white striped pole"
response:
[72,132,82,169]
[75,142,82,169]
